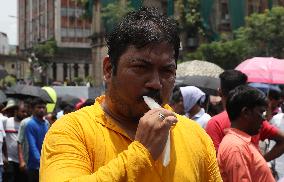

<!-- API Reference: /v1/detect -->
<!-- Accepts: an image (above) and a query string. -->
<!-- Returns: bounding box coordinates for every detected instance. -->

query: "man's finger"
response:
[163,116,178,128]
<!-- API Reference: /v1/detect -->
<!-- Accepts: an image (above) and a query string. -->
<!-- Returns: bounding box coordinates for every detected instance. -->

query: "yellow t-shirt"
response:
[40,95,221,182]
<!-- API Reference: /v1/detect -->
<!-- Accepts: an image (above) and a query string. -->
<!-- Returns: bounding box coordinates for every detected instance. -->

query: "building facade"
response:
[0,55,29,80]
[18,0,284,84]
[0,32,10,55]
[18,0,93,83]
[211,0,284,34]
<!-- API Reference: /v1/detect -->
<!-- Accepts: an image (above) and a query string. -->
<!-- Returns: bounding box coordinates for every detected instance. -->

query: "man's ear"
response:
[241,107,250,119]
[218,88,223,97]
[103,56,112,83]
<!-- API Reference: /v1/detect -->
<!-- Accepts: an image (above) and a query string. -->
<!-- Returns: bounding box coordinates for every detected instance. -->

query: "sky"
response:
[0,0,17,45]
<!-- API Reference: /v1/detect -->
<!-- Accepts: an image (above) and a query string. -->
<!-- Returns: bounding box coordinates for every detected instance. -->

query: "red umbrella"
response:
[235,57,284,84]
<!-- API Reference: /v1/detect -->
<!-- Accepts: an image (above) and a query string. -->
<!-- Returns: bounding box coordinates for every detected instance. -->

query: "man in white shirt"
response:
[0,103,8,182]
[4,101,28,182]
[269,112,284,179]
[170,86,212,128]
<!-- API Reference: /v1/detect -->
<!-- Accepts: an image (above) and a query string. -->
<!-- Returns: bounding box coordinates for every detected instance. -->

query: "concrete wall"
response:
[53,86,105,99]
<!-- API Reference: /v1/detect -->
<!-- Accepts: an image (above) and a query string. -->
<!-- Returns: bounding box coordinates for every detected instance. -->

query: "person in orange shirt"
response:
[218,85,275,182]
[40,7,221,182]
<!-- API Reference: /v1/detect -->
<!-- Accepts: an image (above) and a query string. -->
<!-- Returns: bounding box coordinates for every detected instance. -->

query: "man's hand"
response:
[19,161,26,171]
[3,157,8,170]
[135,108,177,160]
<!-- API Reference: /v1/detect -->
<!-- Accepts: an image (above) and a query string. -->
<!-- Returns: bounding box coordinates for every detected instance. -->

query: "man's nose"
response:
[145,71,162,90]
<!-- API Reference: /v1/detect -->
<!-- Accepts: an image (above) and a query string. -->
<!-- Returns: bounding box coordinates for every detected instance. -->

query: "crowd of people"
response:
[171,70,284,181]
[0,96,95,182]
[0,7,284,182]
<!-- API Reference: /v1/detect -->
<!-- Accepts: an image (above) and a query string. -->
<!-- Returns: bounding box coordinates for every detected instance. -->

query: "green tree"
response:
[30,39,57,85]
[3,75,17,87]
[73,77,84,86]
[33,39,57,60]
[240,7,284,58]
[176,0,204,37]
[186,6,284,69]
[31,39,57,72]
[101,1,134,33]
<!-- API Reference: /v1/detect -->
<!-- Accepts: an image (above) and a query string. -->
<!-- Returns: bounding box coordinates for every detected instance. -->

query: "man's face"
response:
[16,105,28,121]
[269,98,280,110]
[280,96,284,112]
[171,97,185,115]
[247,106,267,135]
[105,42,176,120]
[33,104,47,119]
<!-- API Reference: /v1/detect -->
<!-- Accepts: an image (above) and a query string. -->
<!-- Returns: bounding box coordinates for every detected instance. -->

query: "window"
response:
[75,28,91,37]
[68,28,75,37]
[61,28,68,37]
[61,8,68,16]
[221,3,229,23]
[61,8,85,17]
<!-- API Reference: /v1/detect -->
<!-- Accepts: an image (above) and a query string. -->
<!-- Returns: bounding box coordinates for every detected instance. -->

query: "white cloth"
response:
[4,117,20,163]
[56,110,64,119]
[180,86,206,113]
[269,113,284,179]
[0,114,7,165]
[191,108,211,129]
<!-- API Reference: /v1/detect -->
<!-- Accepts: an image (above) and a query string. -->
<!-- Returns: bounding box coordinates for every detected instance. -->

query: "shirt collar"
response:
[92,95,129,138]
[32,116,47,124]
[192,108,205,120]
[225,128,252,143]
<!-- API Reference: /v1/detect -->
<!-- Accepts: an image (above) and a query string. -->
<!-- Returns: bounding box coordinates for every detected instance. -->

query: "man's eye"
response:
[133,65,146,69]
[162,68,175,75]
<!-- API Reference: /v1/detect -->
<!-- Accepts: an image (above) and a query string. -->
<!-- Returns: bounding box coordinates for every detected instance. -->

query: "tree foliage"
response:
[29,39,57,84]
[186,6,284,69]
[176,0,204,37]
[241,7,284,58]
[101,1,134,33]
[33,39,57,59]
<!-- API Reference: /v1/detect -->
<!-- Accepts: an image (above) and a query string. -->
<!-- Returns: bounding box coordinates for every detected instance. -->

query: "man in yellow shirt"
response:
[40,7,221,182]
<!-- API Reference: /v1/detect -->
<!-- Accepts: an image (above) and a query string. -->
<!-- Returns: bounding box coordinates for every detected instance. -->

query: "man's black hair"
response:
[106,7,180,75]
[226,85,267,121]
[79,98,96,109]
[63,105,75,114]
[280,89,284,98]
[268,89,281,101]
[170,87,182,105]
[30,97,46,108]
[219,70,248,97]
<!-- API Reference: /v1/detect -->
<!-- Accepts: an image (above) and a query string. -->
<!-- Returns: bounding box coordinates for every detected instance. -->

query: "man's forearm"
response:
[264,141,284,161]
[17,143,25,164]
[265,129,284,161]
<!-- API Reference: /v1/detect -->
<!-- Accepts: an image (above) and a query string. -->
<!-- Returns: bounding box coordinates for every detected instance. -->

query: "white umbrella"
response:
[176,60,224,78]
[176,60,224,95]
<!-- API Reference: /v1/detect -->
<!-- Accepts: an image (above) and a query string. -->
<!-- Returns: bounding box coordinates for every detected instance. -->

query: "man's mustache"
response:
[142,90,162,105]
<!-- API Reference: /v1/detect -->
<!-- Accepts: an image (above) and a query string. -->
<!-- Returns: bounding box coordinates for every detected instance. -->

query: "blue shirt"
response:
[25,116,49,170]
